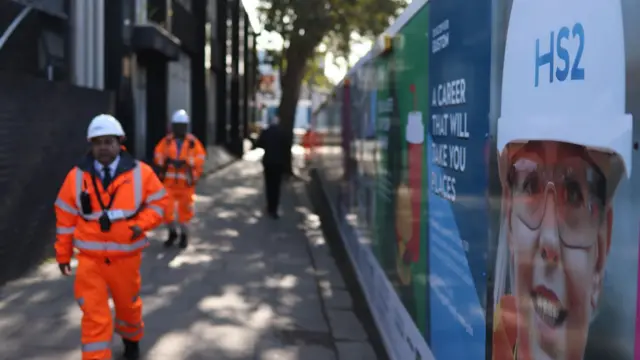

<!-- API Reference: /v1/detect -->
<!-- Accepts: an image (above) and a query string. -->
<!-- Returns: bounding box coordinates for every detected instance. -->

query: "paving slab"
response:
[336,341,378,360]
[321,288,354,309]
[327,310,369,342]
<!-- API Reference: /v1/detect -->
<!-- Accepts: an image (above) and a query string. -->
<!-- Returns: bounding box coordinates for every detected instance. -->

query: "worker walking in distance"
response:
[154,109,206,248]
[256,113,289,219]
[54,114,168,360]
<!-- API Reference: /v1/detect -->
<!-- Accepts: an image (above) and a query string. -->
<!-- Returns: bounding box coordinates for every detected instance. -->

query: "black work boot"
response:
[164,229,178,247]
[178,233,188,249]
[122,338,140,360]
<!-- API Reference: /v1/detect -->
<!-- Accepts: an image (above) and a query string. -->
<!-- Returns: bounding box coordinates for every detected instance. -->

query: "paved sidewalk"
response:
[0,154,376,359]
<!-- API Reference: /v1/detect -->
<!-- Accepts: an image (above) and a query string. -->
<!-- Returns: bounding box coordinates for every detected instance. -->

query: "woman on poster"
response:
[492,0,633,359]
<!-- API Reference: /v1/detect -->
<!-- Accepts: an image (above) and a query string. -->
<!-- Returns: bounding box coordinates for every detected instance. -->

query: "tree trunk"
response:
[277,36,319,175]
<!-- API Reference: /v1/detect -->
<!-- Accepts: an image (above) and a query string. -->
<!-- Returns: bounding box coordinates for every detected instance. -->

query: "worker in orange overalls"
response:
[301,128,315,164]
[154,109,206,249]
[54,114,168,360]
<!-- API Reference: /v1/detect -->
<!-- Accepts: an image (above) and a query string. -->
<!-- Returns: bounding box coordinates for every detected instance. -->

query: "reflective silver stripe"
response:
[133,163,142,209]
[56,226,75,235]
[80,210,138,221]
[116,327,143,339]
[55,198,78,214]
[165,172,188,179]
[75,168,84,210]
[73,238,149,252]
[148,204,164,217]
[146,188,166,203]
[196,154,205,159]
[82,341,111,352]
[115,315,143,340]
[116,319,141,328]
[188,157,195,166]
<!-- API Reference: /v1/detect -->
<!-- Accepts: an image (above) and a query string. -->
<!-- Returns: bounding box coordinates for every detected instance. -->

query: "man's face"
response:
[505,141,611,360]
[91,136,120,165]
[172,123,188,138]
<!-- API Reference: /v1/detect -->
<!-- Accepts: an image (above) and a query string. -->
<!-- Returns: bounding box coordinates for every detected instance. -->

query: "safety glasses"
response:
[507,147,607,248]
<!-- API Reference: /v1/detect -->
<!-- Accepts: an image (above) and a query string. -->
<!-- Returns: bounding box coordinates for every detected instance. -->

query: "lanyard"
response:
[90,169,123,211]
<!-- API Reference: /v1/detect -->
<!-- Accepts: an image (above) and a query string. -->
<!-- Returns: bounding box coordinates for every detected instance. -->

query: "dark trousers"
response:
[263,164,283,214]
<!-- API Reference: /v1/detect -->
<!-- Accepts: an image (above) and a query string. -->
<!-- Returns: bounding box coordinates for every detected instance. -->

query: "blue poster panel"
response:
[427,0,492,358]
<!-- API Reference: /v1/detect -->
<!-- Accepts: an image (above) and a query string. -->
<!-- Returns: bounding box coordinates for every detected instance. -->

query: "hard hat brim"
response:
[497,114,632,178]
[497,141,626,201]
[87,133,125,141]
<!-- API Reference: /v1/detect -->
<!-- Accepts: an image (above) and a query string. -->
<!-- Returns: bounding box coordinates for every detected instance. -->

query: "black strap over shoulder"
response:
[90,169,122,211]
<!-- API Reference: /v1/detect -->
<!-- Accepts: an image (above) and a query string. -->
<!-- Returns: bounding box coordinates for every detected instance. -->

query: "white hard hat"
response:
[87,114,125,140]
[171,109,190,124]
[497,0,632,177]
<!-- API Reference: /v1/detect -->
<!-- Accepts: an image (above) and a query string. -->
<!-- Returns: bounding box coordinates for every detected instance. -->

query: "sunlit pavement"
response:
[0,148,376,360]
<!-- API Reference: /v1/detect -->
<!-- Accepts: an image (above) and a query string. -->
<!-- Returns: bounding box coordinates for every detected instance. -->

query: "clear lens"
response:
[508,155,606,248]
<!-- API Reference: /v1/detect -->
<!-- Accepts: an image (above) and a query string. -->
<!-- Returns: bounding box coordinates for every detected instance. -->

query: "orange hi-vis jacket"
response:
[154,133,206,188]
[54,152,168,263]
[303,130,322,148]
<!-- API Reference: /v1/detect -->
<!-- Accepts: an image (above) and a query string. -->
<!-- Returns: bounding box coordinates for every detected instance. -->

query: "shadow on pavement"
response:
[0,154,341,360]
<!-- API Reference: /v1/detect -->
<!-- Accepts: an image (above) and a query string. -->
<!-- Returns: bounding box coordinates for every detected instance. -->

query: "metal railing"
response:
[10,0,66,18]
[0,5,32,52]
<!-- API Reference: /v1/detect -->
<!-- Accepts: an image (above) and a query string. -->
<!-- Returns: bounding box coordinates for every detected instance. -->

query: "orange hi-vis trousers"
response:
[75,253,143,360]
[165,187,195,225]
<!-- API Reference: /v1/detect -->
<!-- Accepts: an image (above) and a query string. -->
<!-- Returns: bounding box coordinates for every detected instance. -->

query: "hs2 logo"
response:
[535,23,585,87]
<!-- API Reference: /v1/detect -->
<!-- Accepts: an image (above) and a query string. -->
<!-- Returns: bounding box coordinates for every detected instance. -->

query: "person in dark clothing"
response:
[256,115,288,219]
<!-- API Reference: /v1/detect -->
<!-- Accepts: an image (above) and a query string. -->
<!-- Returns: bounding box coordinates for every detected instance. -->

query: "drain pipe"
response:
[0,6,33,52]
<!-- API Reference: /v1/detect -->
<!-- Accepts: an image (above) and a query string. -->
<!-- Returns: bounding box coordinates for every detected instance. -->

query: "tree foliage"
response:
[258,0,406,172]
[303,58,333,90]
[259,0,405,60]
[257,0,407,93]
[259,48,331,92]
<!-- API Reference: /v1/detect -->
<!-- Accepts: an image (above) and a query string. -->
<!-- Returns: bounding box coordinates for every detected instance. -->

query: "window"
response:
[38,31,65,81]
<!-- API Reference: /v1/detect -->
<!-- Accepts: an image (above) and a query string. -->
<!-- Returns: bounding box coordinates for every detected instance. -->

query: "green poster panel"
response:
[373,4,430,338]
[390,4,430,336]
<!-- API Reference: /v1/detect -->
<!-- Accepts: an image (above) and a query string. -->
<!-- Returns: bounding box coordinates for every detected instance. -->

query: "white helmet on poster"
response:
[87,114,125,140]
[497,0,632,179]
[171,109,190,124]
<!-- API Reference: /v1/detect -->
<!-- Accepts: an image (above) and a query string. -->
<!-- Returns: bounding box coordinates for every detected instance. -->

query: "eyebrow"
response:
[508,141,605,176]
[511,141,592,163]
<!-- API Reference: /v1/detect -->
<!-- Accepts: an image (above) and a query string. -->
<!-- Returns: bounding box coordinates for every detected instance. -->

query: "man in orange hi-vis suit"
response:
[54,114,168,360]
[301,128,315,163]
[154,109,206,249]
